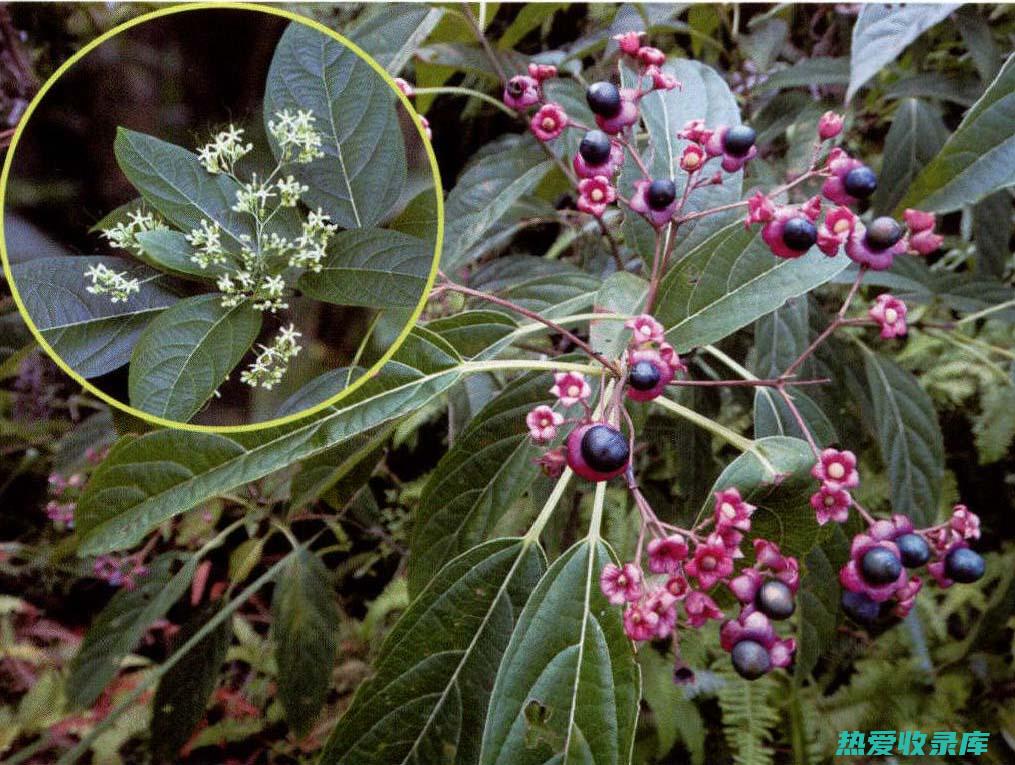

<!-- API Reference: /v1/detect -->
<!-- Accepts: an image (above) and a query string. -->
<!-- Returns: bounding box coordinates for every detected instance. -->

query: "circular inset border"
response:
[0,2,443,434]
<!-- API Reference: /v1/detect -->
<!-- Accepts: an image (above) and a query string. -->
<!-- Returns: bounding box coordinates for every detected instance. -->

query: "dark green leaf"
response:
[11,255,178,378]
[320,538,546,765]
[350,4,445,74]
[297,228,432,308]
[470,255,600,320]
[884,72,980,107]
[794,529,847,680]
[75,330,464,554]
[846,5,957,101]
[972,191,1012,279]
[151,604,231,763]
[426,310,518,359]
[128,294,262,422]
[655,223,848,353]
[480,539,640,765]
[273,547,341,736]
[408,370,557,596]
[264,22,407,228]
[899,53,1015,213]
[756,57,849,93]
[862,351,944,527]
[134,229,226,280]
[590,272,647,358]
[872,99,948,215]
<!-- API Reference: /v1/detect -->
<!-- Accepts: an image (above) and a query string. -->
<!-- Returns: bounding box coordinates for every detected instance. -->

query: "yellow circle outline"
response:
[0,2,443,434]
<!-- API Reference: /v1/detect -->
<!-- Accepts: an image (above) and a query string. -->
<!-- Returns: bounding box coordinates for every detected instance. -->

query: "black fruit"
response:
[755,579,795,621]
[581,424,630,473]
[860,546,902,585]
[895,533,931,568]
[945,547,985,583]
[723,125,756,157]
[782,217,817,251]
[841,590,879,626]
[586,81,622,118]
[731,640,771,680]
[864,217,903,251]
[629,360,661,391]
[844,166,877,199]
[579,129,612,165]
[646,179,676,210]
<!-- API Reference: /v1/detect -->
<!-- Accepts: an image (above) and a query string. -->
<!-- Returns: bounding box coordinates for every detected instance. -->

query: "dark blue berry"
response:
[586,82,622,118]
[579,129,612,165]
[581,424,630,474]
[731,640,771,680]
[755,579,795,621]
[895,534,931,568]
[860,546,902,585]
[723,125,756,157]
[945,547,985,583]
[844,166,877,199]
[864,217,903,251]
[782,217,817,251]
[647,179,676,210]
[841,591,879,626]
[629,360,661,391]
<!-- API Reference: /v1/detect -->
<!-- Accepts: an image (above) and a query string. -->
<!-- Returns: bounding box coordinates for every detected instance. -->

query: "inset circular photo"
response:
[1,4,441,430]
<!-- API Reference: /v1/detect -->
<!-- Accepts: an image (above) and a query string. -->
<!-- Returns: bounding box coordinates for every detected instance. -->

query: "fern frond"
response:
[716,667,781,765]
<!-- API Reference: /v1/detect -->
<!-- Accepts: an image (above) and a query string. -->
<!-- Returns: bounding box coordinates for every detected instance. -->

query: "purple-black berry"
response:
[579,130,612,165]
[628,360,661,391]
[646,179,676,211]
[864,217,903,251]
[731,639,771,680]
[723,125,756,157]
[860,546,902,586]
[841,590,880,626]
[581,424,630,473]
[782,217,817,251]
[895,533,931,568]
[755,579,795,621]
[843,165,877,199]
[945,547,985,583]
[586,82,622,118]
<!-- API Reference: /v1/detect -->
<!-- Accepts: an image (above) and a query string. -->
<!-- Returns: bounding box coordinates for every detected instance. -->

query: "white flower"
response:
[197,124,253,174]
[268,109,325,164]
[185,219,227,268]
[102,209,166,254]
[276,175,308,207]
[85,262,141,303]
[239,324,302,390]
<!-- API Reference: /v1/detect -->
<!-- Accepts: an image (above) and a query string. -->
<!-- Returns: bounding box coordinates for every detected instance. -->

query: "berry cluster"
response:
[480,28,974,683]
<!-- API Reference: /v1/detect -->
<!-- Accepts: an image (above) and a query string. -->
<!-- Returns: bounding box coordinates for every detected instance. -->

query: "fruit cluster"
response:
[489,28,977,682]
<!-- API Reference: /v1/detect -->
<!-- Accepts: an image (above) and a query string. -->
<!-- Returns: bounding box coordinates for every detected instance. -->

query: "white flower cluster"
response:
[197,125,253,175]
[101,209,166,254]
[268,109,325,164]
[288,208,338,272]
[239,323,302,390]
[185,219,227,269]
[85,263,141,303]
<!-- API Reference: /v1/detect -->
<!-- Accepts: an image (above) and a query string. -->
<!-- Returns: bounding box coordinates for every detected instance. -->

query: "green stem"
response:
[463,359,602,375]
[652,394,756,454]
[588,480,607,543]
[524,468,575,544]
[955,298,1015,325]
[56,549,297,765]
[701,344,759,380]
[412,86,517,117]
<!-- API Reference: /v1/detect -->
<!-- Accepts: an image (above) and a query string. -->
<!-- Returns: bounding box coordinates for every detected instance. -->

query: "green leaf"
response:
[655,223,848,353]
[264,22,407,228]
[971,191,1013,279]
[700,436,819,557]
[297,228,432,309]
[471,255,600,320]
[862,351,944,527]
[638,649,704,763]
[408,370,556,596]
[480,538,640,765]
[872,99,949,216]
[794,530,847,681]
[128,294,262,422]
[717,670,780,765]
[899,53,1015,213]
[974,384,1015,463]
[75,330,463,554]
[442,139,553,270]
[320,538,546,765]
[883,72,981,107]
[426,310,518,359]
[590,272,647,358]
[756,57,850,92]
[754,389,838,446]
[11,255,178,378]
[150,604,231,763]
[846,5,958,101]
[350,3,445,74]
[113,128,255,249]
[66,554,194,707]
[133,229,226,280]
[498,3,566,49]
[272,547,340,736]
